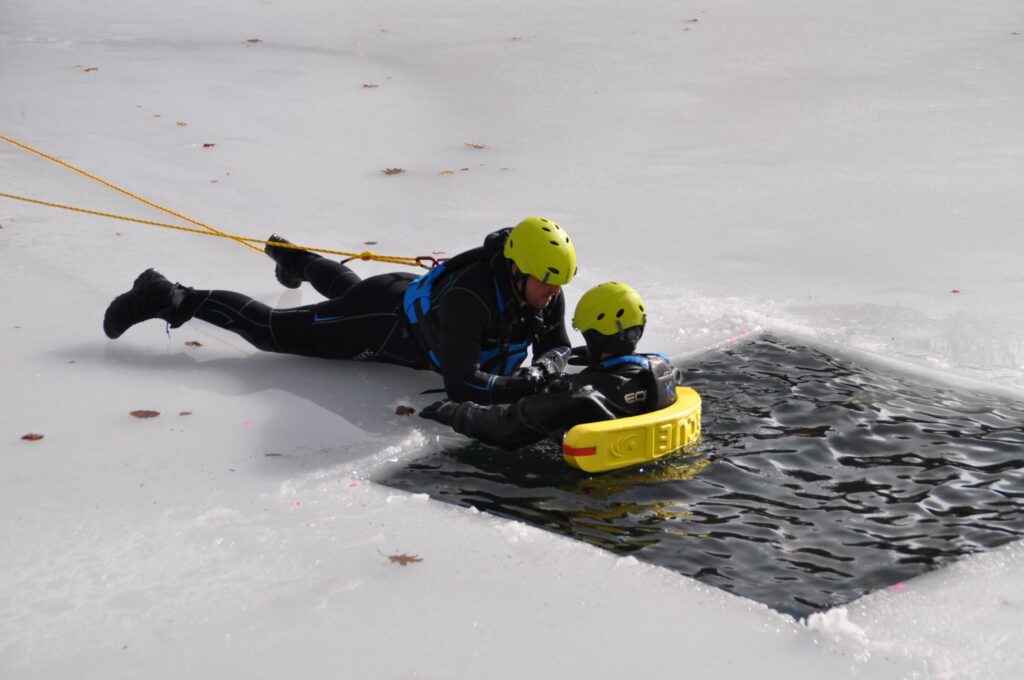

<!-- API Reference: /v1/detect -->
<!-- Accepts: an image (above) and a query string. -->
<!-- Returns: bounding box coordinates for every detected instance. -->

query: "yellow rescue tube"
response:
[562,386,702,473]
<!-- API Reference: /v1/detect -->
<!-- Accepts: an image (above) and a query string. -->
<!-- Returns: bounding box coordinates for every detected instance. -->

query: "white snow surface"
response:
[2,1,1023,678]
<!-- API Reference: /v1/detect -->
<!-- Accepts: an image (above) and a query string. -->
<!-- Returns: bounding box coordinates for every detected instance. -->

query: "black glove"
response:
[514,365,547,394]
[532,346,571,378]
[568,345,591,366]
[419,400,460,426]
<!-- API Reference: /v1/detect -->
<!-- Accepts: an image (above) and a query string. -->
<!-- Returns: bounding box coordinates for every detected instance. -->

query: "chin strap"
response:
[508,263,530,304]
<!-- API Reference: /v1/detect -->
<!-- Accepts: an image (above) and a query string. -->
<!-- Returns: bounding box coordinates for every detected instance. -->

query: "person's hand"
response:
[515,365,547,393]
[419,400,459,426]
[533,346,571,378]
[568,345,591,366]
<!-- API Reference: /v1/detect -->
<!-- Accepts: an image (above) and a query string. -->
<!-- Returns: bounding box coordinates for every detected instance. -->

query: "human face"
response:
[522,274,561,309]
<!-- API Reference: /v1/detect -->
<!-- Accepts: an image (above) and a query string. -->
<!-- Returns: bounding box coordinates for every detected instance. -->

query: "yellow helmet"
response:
[573,281,646,335]
[572,282,647,359]
[503,216,577,286]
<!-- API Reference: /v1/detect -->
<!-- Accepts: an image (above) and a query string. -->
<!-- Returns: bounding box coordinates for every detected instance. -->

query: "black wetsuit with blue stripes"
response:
[181,229,569,404]
[403,228,570,403]
[444,353,681,449]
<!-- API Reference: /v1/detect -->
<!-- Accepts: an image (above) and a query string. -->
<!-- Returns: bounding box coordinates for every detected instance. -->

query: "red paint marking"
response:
[563,444,596,457]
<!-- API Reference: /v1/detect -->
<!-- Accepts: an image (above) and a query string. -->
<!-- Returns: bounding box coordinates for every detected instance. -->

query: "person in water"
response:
[418,282,680,448]
[103,217,577,404]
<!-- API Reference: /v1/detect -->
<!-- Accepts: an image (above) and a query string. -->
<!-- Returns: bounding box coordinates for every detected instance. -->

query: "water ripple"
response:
[377,336,1024,618]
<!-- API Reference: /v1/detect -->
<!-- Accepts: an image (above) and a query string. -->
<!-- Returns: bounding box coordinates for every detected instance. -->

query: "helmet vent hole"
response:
[542,226,551,231]
[549,240,559,246]
[597,313,605,320]
[547,266,560,275]
[639,305,645,311]
[616,308,625,318]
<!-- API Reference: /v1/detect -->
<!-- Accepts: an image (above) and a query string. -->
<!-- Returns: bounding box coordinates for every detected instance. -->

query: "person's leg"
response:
[104,269,422,363]
[303,258,361,299]
[264,234,361,298]
[186,272,420,359]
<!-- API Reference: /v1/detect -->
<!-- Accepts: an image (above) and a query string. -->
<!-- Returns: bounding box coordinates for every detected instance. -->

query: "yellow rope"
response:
[0,190,423,266]
[0,132,434,268]
[0,132,261,252]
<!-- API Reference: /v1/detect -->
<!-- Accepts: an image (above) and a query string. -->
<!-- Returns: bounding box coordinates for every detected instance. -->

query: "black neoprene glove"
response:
[419,400,460,426]
[514,365,547,394]
[568,345,591,366]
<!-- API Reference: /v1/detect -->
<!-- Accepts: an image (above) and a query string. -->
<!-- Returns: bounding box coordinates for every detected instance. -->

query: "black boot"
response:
[265,233,319,289]
[103,269,194,339]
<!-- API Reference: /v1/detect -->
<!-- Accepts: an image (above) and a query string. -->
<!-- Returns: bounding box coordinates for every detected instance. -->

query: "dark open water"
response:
[377,336,1024,618]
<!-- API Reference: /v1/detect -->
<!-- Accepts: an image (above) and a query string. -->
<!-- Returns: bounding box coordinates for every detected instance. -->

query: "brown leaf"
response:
[395,405,416,416]
[438,170,455,176]
[362,83,381,89]
[130,410,160,418]
[185,340,203,347]
[382,168,406,175]
[22,433,44,441]
[84,67,98,73]
[464,142,488,150]
[950,289,962,294]
[202,143,216,149]
[247,38,263,43]
[387,553,423,566]
[179,411,192,416]
[176,121,188,127]
[364,241,378,245]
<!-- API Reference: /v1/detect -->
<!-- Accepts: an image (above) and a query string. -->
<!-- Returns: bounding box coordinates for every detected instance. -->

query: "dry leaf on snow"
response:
[464,142,488,150]
[395,406,416,416]
[130,410,160,419]
[185,340,203,347]
[22,433,44,441]
[382,168,406,175]
[387,553,423,566]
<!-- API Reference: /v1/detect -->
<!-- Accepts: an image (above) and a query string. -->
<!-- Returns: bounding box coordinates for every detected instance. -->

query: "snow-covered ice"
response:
[2,1,1023,677]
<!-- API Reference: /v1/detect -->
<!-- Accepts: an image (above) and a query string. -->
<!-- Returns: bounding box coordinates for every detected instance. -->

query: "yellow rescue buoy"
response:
[562,386,702,473]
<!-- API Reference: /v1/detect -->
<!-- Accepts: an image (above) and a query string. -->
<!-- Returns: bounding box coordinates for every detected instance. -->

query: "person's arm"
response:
[422,380,619,450]
[533,294,571,353]
[437,288,545,404]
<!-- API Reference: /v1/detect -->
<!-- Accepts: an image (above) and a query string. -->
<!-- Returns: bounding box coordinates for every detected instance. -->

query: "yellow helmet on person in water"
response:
[573,281,646,336]
[503,216,577,286]
[572,281,647,359]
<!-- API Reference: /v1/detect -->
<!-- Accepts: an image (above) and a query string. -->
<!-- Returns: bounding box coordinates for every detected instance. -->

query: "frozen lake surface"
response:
[2,1,1023,678]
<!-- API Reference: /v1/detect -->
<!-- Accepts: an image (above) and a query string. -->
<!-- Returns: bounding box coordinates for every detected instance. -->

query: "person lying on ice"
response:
[418,282,680,448]
[103,217,577,404]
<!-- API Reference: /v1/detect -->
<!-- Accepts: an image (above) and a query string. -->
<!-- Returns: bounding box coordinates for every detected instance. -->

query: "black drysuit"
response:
[443,353,680,450]
[180,229,569,404]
